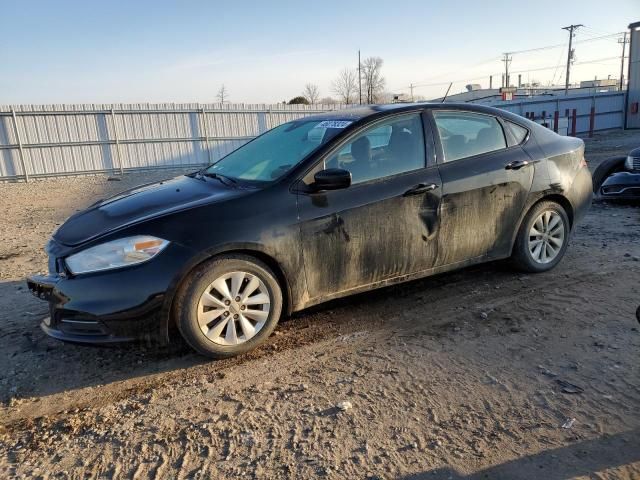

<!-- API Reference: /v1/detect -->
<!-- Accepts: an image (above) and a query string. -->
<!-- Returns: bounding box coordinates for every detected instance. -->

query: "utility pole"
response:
[619,32,629,90]
[502,53,512,88]
[562,24,583,95]
[409,83,414,102]
[358,50,362,105]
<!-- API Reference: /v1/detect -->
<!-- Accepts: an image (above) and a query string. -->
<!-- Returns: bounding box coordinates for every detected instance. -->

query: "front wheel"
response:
[511,201,570,273]
[174,254,283,359]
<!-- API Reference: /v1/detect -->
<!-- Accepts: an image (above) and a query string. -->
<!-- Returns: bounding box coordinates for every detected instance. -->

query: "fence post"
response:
[571,109,577,137]
[10,108,29,182]
[589,107,596,138]
[111,108,124,175]
[554,111,559,133]
[257,112,267,134]
[201,107,213,164]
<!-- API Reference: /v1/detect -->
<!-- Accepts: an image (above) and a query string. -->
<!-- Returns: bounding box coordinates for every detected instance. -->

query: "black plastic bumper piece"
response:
[40,319,134,344]
[601,171,640,199]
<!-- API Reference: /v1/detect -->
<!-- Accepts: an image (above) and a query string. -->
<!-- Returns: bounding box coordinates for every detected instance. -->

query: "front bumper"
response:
[600,171,640,200]
[27,273,159,343]
[26,242,194,345]
[27,274,127,342]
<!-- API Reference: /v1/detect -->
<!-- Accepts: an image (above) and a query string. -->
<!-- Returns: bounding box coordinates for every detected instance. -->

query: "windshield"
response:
[204,119,351,183]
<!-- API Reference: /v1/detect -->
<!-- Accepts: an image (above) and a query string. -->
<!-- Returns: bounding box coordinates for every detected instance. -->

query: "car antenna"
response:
[441,83,453,103]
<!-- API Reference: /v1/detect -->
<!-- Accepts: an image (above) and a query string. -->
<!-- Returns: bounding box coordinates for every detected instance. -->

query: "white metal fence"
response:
[488,91,626,135]
[0,103,351,181]
[0,93,627,181]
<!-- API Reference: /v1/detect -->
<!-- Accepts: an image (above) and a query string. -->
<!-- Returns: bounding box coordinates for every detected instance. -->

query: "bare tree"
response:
[361,57,385,103]
[332,68,358,104]
[302,83,320,104]
[216,84,228,103]
[319,96,338,105]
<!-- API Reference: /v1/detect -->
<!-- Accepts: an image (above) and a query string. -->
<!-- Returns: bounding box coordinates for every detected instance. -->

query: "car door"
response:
[296,112,443,301]
[429,109,535,266]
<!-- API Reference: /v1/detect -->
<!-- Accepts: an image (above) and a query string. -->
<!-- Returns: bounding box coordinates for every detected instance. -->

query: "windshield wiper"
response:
[201,171,238,186]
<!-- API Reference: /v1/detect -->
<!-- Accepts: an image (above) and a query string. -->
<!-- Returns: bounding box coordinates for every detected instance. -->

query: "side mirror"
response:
[313,168,352,191]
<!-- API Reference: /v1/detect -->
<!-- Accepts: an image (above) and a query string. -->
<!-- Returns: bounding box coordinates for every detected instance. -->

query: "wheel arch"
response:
[539,193,574,228]
[509,192,575,256]
[159,245,293,344]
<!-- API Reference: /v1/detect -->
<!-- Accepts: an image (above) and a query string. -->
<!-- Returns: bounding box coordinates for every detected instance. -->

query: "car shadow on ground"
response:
[399,428,640,480]
[0,260,516,404]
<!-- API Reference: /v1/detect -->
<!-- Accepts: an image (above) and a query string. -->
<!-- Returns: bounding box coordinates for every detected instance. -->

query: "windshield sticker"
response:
[315,120,352,129]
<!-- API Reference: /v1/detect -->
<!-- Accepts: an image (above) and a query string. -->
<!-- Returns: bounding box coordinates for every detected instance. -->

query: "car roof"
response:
[303,102,523,122]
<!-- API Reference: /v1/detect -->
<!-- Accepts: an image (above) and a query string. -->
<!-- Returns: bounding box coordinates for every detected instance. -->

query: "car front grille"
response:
[632,157,640,172]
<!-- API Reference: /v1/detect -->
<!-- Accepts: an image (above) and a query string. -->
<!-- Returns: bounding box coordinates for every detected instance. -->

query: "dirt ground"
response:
[1,130,639,479]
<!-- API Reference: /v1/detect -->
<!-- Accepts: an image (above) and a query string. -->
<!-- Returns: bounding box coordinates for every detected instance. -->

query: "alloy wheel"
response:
[197,271,271,345]
[528,210,566,264]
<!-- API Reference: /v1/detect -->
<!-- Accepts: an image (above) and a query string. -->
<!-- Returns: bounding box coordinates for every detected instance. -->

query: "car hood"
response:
[54,175,247,247]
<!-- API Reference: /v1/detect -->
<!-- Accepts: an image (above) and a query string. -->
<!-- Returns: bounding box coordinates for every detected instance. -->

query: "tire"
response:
[592,156,626,195]
[511,201,571,273]
[173,254,283,359]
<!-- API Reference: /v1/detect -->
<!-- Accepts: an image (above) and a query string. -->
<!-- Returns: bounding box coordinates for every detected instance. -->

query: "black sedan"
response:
[28,103,593,358]
[592,146,640,201]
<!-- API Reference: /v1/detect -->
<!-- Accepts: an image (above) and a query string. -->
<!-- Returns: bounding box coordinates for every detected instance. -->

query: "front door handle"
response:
[505,160,538,170]
[403,183,439,196]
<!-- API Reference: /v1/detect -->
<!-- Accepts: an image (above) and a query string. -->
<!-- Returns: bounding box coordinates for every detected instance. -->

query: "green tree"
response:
[288,96,310,105]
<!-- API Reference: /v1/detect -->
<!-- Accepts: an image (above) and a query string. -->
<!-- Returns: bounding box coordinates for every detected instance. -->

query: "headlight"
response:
[65,235,169,275]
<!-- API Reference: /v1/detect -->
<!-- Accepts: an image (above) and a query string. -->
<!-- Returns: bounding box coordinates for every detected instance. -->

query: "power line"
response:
[396,56,620,93]
[509,56,619,75]
[550,46,567,86]
[578,26,623,43]
[395,31,624,92]
[407,56,501,87]
[505,32,621,56]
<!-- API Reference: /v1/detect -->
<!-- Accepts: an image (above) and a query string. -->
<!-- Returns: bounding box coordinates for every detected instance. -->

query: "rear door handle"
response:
[505,160,538,170]
[404,183,439,196]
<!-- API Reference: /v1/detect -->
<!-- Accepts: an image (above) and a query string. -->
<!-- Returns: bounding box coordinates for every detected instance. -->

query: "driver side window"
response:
[325,113,426,184]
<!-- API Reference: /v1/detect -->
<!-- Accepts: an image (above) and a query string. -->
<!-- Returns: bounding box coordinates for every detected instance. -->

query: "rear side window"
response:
[504,121,529,146]
[433,111,507,162]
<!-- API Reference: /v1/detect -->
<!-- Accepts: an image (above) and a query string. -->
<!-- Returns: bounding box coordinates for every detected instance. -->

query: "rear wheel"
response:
[174,254,283,358]
[511,201,570,273]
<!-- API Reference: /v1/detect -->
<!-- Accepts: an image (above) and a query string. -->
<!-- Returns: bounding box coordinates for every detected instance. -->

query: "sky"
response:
[0,0,638,104]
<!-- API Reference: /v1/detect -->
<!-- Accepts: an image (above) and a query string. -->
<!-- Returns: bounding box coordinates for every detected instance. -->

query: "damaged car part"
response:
[592,146,640,201]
